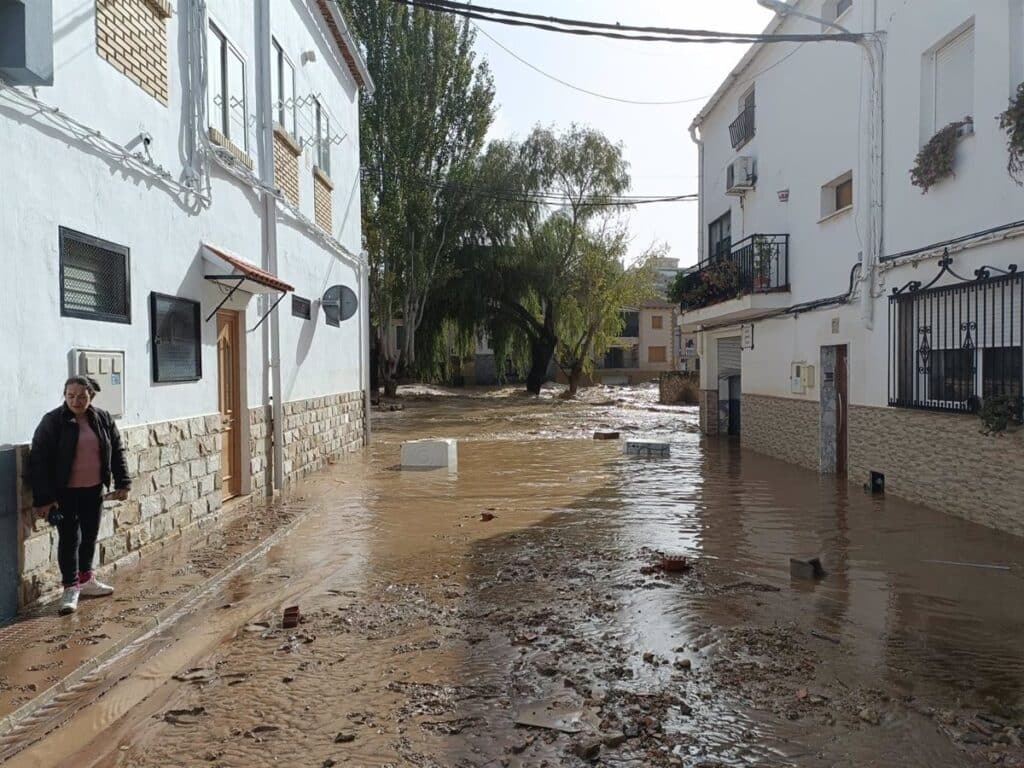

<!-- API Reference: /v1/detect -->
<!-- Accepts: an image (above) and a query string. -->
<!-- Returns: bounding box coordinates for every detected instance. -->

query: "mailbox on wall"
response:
[71,349,126,418]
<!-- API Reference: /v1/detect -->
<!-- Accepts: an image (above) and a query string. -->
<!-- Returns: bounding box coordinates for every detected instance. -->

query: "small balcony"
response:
[729,106,756,149]
[678,234,790,328]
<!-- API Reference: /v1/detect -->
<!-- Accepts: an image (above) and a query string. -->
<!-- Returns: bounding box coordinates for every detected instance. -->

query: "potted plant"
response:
[910,117,972,193]
[978,395,1019,436]
[998,82,1024,185]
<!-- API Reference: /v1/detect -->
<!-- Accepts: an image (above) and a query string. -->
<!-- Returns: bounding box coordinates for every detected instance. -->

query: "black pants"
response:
[55,485,103,587]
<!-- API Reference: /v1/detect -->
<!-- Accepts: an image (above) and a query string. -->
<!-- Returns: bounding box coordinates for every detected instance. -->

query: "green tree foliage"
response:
[454,124,633,394]
[342,0,495,395]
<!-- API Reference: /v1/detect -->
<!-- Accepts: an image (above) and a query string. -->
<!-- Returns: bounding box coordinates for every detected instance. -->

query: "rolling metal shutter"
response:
[717,337,742,379]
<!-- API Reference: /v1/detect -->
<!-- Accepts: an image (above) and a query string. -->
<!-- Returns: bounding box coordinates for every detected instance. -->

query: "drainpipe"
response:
[688,121,707,394]
[360,253,372,446]
[255,0,284,491]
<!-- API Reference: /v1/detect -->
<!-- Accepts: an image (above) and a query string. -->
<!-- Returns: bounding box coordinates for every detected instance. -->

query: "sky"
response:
[469,1,775,268]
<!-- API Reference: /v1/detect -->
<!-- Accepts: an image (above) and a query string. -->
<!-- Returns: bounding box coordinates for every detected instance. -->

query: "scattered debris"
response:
[789,557,827,580]
[282,605,301,629]
[593,431,620,440]
[334,731,356,743]
[480,512,495,522]
[513,699,584,733]
[923,559,1011,571]
[656,555,691,573]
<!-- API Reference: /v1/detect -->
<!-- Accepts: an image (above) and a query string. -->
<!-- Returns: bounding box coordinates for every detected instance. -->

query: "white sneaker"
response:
[59,587,80,615]
[79,578,114,598]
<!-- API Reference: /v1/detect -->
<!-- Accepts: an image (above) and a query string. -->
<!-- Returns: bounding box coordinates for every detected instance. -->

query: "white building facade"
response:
[0,0,373,611]
[686,0,1024,534]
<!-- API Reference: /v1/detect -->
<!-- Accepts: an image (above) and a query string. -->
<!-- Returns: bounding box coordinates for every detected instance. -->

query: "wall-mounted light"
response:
[301,50,317,65]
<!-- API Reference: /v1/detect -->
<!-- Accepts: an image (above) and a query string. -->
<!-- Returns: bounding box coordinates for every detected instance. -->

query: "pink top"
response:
[68,415,102,488]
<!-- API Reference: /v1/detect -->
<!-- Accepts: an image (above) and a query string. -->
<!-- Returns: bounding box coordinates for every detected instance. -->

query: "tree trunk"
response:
[567,363,583,396]
[526,334,555,395]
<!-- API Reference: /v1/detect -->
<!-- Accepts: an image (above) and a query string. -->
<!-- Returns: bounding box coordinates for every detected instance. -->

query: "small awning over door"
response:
[717,337,742,379]
[201,243,293,329]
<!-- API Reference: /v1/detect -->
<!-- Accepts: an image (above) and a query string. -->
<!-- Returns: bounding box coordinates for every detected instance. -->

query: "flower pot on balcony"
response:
[753,275,769,291]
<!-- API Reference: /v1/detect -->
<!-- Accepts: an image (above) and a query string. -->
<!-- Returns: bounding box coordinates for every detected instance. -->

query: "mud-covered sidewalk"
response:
[3,385,1024,767]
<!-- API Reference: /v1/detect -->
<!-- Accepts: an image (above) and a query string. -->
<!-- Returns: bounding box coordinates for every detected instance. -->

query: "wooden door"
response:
[216,311,242,500]
[835,346,849,476]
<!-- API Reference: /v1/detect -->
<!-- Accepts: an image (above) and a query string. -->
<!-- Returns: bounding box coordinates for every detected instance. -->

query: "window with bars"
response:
[59,227,130,323]
[150,293,202,383]
[292,295,311,320]
[888,261,1023,419]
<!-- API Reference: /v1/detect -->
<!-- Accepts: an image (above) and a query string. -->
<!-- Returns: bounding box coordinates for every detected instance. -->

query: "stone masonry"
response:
[282,391,364,484]
[698,389,719,436]
[95,0,172,105]
[659,372,699,405]
[848,405,1024,537]
[16,413,222,608]
[249,405,273,494]
[741,394,821,472]
[313,167,333,232]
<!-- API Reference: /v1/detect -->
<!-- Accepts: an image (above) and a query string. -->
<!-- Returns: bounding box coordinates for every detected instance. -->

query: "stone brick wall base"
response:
[741,394,821,471]
[282,391,364,484]
[848,405,1024,537]
[659,372,699,405]
[698,389,719,435]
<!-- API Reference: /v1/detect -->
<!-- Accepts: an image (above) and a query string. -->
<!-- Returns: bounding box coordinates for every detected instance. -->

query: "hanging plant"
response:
[977,395,1019,436]
[998,81,1024,185]
[910,118,971,193]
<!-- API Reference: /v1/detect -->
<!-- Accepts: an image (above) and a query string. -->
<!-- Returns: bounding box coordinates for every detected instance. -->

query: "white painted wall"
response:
[0,0,368,446]
[692,0,1024,408]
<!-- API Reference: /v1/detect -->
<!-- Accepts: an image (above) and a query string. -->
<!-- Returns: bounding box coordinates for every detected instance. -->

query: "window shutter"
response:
[934,27,974,128]
[60,228,130,323]
[717,337,742,378]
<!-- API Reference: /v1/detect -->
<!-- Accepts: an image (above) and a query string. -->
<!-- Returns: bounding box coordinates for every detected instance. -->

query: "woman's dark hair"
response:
[64,375,102,396]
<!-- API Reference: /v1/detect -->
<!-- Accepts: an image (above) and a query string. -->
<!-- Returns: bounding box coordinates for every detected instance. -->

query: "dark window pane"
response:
[928,349,974,402]
[983,347,1022,399]
[151,294,201,382]
[835,178,853,210]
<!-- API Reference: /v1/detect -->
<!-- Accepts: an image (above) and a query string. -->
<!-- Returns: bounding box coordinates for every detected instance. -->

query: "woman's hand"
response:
[33,504,54,520]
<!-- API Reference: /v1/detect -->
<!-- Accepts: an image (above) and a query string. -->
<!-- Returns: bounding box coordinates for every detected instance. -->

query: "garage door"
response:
[717,337,742,379]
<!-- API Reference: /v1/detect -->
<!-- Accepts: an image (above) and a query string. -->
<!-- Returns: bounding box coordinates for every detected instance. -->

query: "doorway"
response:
[216,310,242,500]
[820,344,848,475]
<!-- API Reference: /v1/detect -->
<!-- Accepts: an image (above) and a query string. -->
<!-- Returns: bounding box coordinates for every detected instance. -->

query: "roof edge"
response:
[315,0,376,97]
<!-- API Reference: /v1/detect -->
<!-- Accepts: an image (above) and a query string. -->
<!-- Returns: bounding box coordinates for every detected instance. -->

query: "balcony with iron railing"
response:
[729,106,756,149]
[677,234,791,326]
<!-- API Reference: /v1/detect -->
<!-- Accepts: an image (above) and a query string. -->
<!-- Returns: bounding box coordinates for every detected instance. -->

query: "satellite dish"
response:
[321,285,358,325]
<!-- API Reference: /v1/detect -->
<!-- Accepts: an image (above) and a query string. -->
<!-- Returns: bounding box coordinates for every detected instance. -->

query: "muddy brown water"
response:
[3,384,1023,767]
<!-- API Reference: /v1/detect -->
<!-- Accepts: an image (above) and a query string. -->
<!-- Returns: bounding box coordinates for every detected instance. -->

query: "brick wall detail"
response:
[698,389,719,436]
[282,391,364,484]
[96,0,171,105]
[848,405,1024,537]
[741,394,821,472]
[273,127,301,207]
[313,167,333,232]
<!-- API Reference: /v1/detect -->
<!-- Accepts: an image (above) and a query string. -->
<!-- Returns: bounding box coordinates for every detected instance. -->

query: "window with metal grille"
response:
[59,227,130,323]
[150,293,202,383]
[888,257,1023,419]
[292,295,311,320]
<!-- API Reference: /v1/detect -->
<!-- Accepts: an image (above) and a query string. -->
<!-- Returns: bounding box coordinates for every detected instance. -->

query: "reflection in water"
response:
[6,385,1024,767]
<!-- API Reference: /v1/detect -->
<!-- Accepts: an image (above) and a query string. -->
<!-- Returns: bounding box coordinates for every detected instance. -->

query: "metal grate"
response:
[151,293,202,382]
[292,295,311,320]
[60,228,130,323]
[888,253,1022,420]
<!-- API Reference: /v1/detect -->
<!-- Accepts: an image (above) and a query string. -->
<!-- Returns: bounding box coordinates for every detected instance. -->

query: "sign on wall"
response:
[740,323,755,350]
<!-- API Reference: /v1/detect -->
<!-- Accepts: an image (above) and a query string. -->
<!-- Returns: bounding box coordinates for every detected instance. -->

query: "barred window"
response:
[292,295,311,320]
[888,258,1022,419]
[59,227,130,323]
[150,293,202,383]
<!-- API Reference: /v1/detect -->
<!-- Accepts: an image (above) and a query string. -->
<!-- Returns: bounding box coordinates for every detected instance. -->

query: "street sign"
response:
[741,323,755,350]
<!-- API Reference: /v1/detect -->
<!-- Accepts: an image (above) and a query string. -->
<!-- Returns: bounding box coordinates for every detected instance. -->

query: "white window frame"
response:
[920,20,975,143]
[819,170,853,222]
[314,97,331,176]
[272,38,297,140]
[207,19,249,153]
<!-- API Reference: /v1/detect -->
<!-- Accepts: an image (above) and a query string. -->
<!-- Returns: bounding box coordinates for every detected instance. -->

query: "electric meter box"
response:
[71,349,126,418]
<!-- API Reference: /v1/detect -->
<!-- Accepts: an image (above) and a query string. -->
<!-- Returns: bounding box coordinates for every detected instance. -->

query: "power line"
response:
[474,24,712,106]
[392,0,864,45]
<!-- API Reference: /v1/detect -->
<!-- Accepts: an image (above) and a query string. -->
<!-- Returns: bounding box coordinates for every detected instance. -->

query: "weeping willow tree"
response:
[342,0,495,396]
[448,124,633,394]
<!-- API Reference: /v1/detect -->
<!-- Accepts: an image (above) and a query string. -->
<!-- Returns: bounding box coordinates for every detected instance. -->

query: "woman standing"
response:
[29,377,131,615]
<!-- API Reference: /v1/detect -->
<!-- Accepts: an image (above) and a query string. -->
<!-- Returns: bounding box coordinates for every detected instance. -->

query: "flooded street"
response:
[3,385,1024,767]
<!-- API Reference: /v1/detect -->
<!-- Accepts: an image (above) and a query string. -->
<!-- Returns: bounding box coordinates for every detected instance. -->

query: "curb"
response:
[0,508,308,738]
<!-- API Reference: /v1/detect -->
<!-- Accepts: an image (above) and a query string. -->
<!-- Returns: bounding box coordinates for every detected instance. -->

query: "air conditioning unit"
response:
[726,156,756,195]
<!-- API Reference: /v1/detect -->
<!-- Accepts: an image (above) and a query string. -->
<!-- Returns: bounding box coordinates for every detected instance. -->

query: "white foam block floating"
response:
[400,438,458,470]
[624,440,670,458]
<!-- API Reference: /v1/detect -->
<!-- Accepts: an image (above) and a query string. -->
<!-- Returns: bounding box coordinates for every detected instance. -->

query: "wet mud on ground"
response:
[4,384,1024,767]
